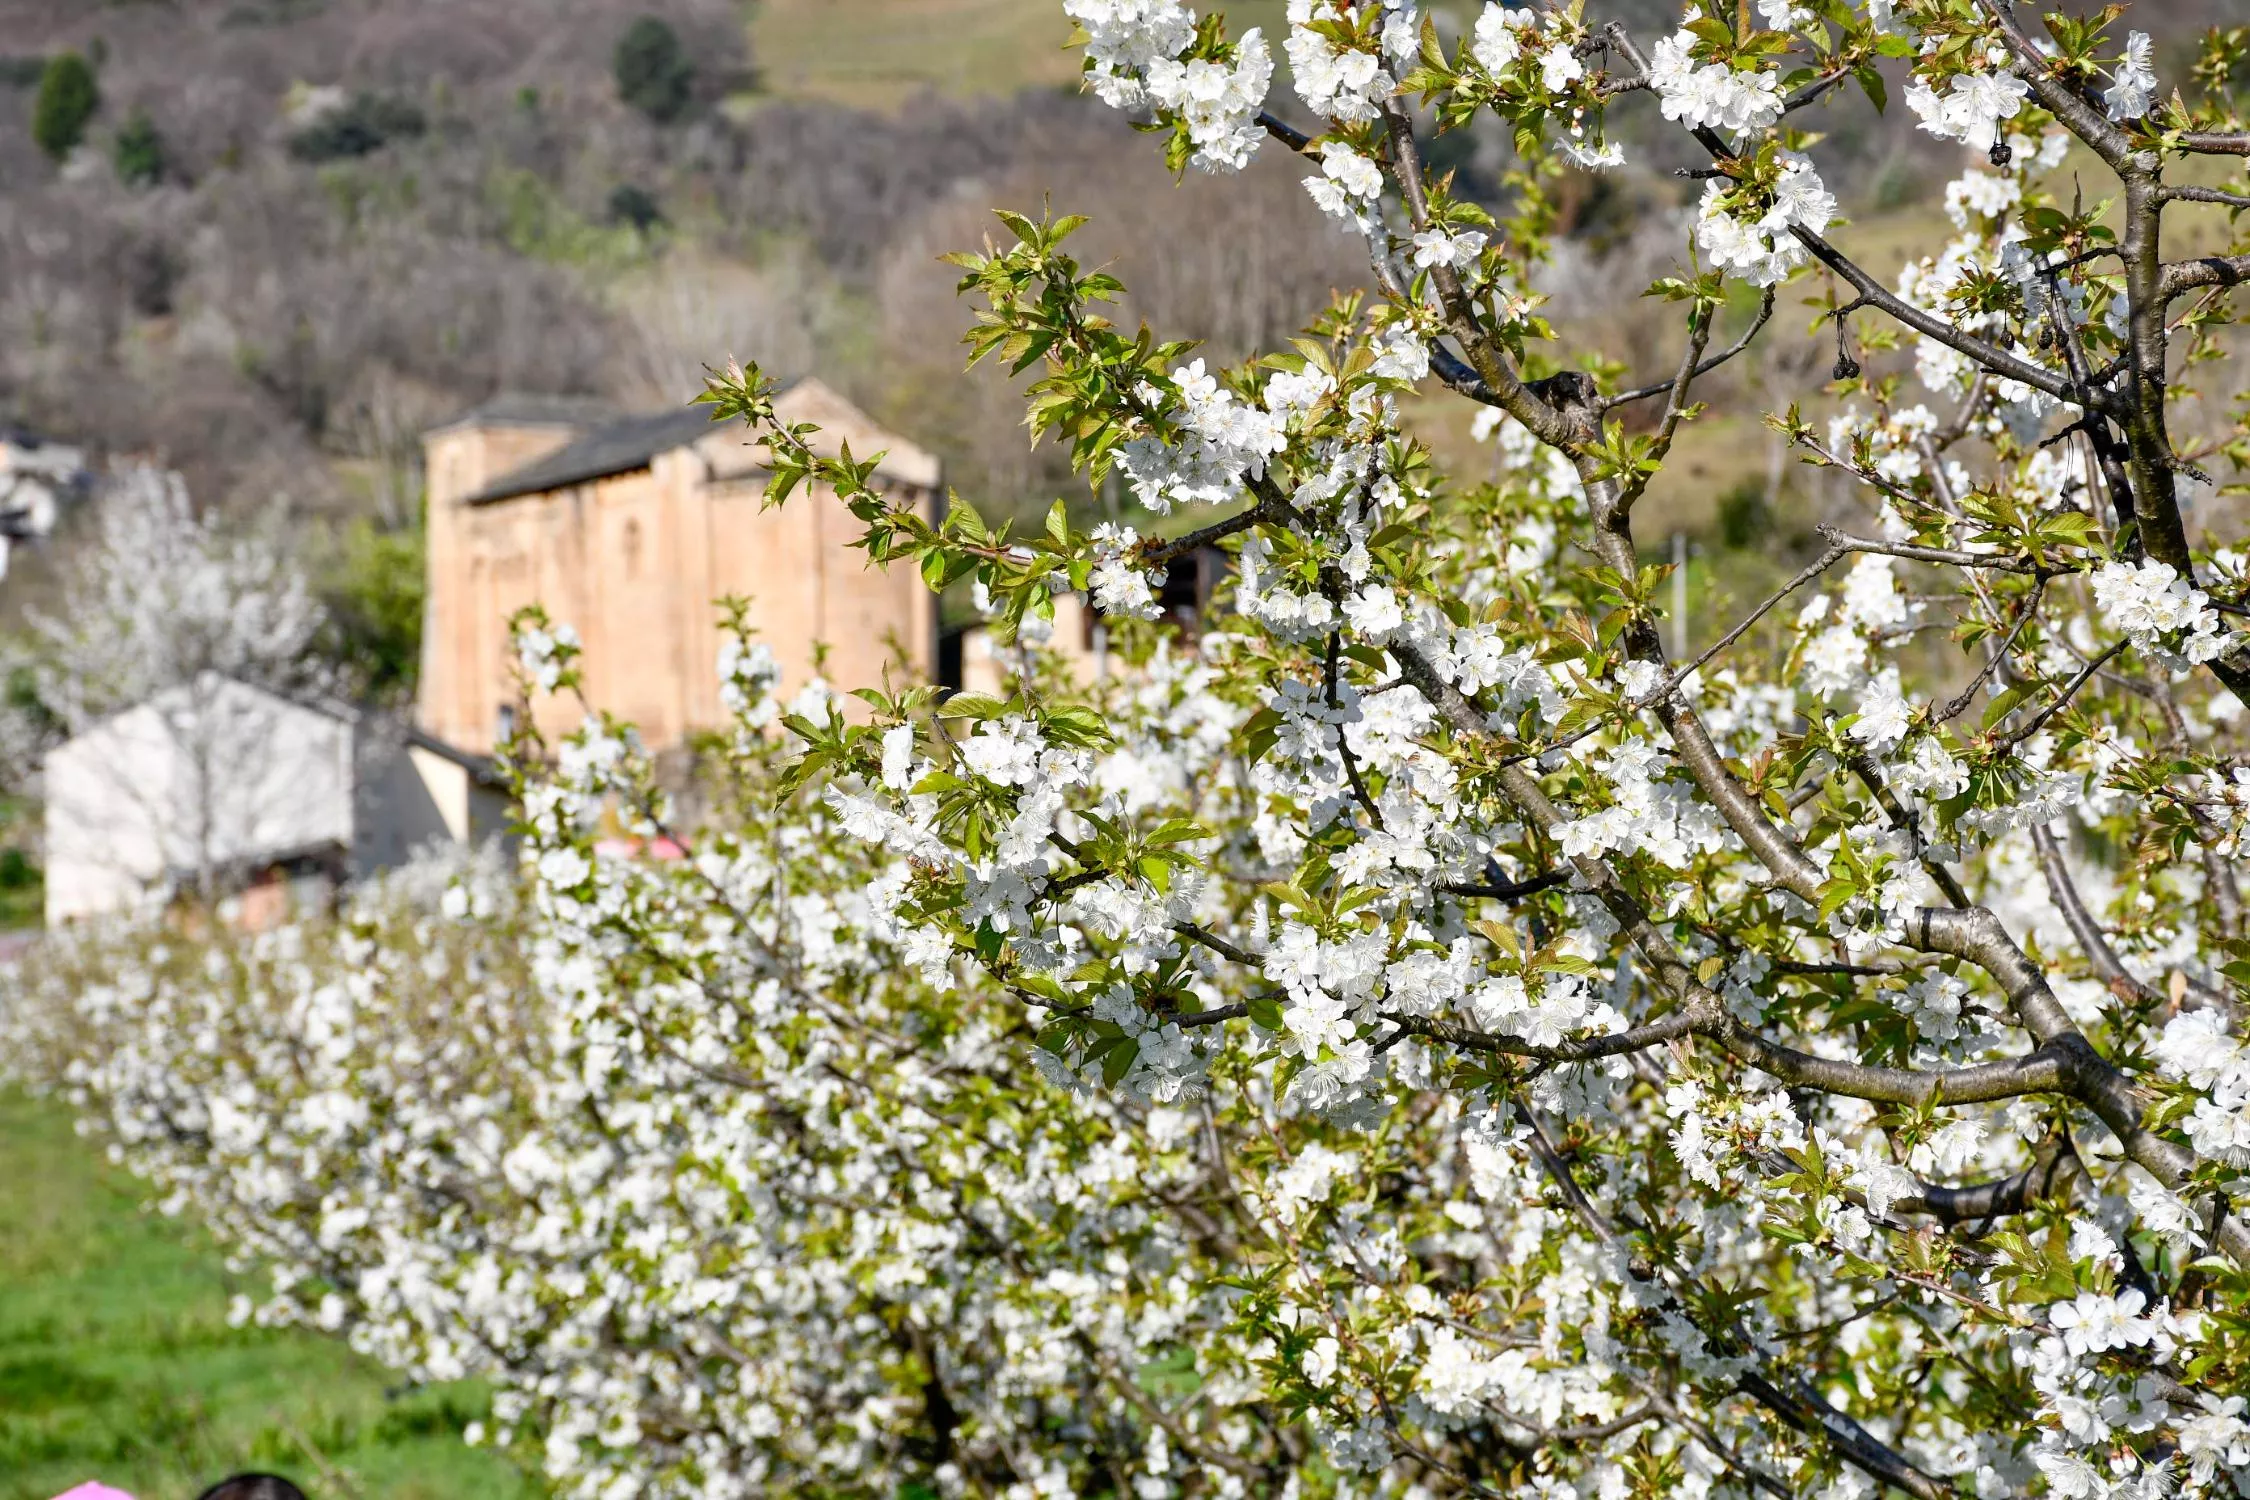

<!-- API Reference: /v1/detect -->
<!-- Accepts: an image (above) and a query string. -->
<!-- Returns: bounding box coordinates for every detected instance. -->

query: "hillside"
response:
[0,0,2235,662]
[0,0,1366,554]
[750,0,1187,105]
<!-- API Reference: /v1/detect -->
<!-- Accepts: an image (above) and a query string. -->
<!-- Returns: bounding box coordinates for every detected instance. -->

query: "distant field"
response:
[0,1090,536,1500]
[751,0,1293,106]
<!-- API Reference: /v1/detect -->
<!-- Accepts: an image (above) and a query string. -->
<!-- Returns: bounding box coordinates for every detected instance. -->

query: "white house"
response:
[43,674,505,926]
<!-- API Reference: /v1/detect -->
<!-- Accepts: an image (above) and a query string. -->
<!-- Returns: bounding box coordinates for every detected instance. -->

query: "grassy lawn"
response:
[0,1090,538,1500]
[749,0,1292,107]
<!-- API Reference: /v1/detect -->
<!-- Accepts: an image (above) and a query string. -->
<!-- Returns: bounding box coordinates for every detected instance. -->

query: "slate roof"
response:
[465,405,728,506]
[429,392,619,434]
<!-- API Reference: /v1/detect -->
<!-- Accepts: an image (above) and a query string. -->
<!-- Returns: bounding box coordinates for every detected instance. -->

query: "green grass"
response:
[0,1089,539,1500]
[748,0,1292,108]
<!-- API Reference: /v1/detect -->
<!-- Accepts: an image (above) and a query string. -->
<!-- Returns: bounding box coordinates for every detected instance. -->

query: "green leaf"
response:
[939,693,1011,721]
[1101,1035,1141,1086]
[1136,1346,1202,1398]
[1855,62,1887,113]
[1817,875,1860,923]
[1982,682,2035,730]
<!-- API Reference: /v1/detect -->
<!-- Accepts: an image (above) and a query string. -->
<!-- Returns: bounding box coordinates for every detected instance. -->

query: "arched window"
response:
[623,518,643,578]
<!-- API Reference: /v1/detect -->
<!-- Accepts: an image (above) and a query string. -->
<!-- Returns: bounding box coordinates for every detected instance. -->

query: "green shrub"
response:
[0,848,39,928]
[31,51,99,163]
[112,108,164,186]
[613,16,694,124]
[607,182,663,232]
[286,91,425,163]
[317,515,425,699]
[1715,477,1772,552]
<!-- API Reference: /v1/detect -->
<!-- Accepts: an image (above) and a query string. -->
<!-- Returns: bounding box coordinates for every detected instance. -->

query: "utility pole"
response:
[1671,530,1689,660]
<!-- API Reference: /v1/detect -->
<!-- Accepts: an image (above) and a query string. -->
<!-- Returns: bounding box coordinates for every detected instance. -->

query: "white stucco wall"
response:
[44,677,355,924]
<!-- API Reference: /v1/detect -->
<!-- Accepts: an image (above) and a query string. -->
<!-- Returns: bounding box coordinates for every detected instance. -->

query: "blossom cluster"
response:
[1908,54,2032,154]
[1286,0,1417,125]
[1065,0,1271,170]
[2093,559,2233,669]
[1694,152,1837,285]
[1647,29,1784,136]
[16,1,2250,1496]
[1115,356,1318,512]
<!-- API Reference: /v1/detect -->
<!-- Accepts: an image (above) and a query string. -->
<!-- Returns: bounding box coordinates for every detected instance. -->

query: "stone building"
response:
[419,380,939,755]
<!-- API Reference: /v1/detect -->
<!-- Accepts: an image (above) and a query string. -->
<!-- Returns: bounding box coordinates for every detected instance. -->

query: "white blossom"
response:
[2108,31,2157,122]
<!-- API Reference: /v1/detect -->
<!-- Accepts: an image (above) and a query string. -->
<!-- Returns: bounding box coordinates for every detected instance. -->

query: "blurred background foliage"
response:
[0,0,2238,693]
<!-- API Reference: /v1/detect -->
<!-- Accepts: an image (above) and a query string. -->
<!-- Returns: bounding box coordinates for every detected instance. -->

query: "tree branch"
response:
[1602,287,1777,410]
[1990,640,2126,752]
[2159,254,2250,299]
[1175,922,1260,968]
[1811,524,2047,576]
[1789,226,2080,405]
[1892,1135,2082,1226]
[1256,110,1312,153]
[1380,98,1578,450]
[1380,1008,1702,1064]
[1439,868,1572,902]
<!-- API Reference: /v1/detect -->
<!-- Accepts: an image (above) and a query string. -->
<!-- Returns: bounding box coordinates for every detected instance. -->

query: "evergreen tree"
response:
[613,17,693,124]
[112,108,163,186]
[30,50,98,163]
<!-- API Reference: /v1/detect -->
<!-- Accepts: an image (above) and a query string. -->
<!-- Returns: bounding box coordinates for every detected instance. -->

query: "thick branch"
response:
[1736,1371,1946,1500]
[1712,1015,2072,1106]
[1789,227,2079,405]
[1256,110,1311,153]
[1891,1136,2082,1226]
[1381,1009,1701,1063]
[1971,0,2132,171]
[1439,869,1572,902]
[1380,99,1578,450]
[2160,254,2250,299]
[2176,131,2250,157]
[2157,183,2250,211]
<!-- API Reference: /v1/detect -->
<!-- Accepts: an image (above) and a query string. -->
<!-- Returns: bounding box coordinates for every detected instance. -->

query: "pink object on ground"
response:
[50,1486,136,1500]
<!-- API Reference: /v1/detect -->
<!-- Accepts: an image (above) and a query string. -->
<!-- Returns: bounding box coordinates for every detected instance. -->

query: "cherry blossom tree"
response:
[7,467,335,903]
[12,2,2250,1498]
[702,0,2250,1492]
[13,466,327,741]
